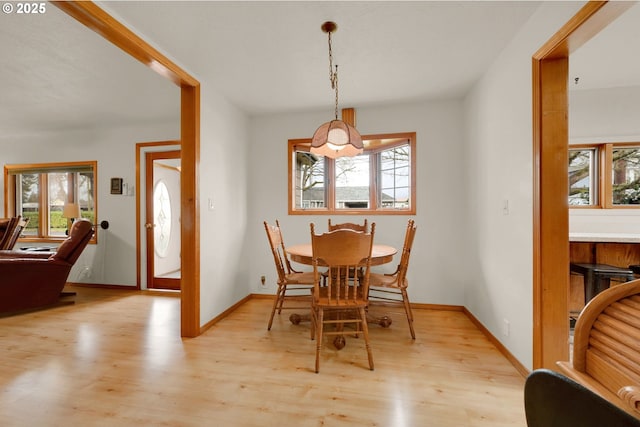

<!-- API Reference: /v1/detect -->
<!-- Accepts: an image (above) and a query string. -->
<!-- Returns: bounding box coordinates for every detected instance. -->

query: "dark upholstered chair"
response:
[0,219,94,314]
[524,369,640,427]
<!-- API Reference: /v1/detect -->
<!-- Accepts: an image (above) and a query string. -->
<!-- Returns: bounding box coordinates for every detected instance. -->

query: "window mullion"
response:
[603,143,613,208]
[326,158,335,210]
[40,174,49,238]
[68,172,76,204]
[370,153,378,210]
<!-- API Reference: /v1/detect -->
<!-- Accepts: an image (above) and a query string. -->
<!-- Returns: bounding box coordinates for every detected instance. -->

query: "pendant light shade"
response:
[311,119,363,158]
[311,22,363,158]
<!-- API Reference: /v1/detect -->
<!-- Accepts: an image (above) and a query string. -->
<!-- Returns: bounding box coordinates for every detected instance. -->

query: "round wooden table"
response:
[286,244,397,266]
[286,243,398,348]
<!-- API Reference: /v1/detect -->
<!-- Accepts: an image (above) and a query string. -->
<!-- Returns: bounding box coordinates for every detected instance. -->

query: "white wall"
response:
[0,121,179,286]
[247,99,469,308]
[569,86,640,234]
[463,1,585,369]
[570,86,640,143]
[198,85,251,325]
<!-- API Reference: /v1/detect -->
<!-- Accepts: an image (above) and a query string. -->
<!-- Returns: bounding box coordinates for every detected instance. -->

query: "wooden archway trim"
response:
[532,0,633,369]
[52,1,201,337]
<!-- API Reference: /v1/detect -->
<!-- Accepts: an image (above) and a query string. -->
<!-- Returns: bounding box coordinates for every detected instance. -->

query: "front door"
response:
[145,150,181,290]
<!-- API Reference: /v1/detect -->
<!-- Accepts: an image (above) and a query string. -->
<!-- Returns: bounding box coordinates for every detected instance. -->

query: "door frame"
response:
[136,141,181,290]
[145,149,181,291]
[532,0,633,368]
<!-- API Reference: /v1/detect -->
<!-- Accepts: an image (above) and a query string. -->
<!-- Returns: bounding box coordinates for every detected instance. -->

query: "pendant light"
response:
[310,21,363,159]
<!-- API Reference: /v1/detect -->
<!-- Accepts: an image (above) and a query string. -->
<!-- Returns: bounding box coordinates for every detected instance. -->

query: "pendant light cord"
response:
[327,31,339,120]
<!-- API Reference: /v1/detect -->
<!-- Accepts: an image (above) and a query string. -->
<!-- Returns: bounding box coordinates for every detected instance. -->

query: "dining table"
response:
[286,243,397,267]
[285,243,398,349]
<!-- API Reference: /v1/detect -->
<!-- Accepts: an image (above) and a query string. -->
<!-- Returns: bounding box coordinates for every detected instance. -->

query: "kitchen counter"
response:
[569,233,640,243]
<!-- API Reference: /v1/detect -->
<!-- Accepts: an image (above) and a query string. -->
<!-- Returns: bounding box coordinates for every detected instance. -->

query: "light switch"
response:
[503,199,510,215]
[208,198,214,211]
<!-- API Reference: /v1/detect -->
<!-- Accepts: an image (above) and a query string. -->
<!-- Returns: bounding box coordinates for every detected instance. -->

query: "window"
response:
[569,147,598,206]
[568,143,640,208]
[4,161,97,242]
[611,146,640,205]
[289,132,416,215]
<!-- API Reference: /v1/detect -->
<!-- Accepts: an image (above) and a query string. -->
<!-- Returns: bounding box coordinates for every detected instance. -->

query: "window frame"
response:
[288,132,416,215]
[4,161,98,243]
[568,144,603,208]
[569,142,640,209]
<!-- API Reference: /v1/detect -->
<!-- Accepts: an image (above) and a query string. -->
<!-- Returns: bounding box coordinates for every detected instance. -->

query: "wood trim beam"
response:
[180,84,201,337]
[533,1,632,60]
[52,1,198,87]
[533,56,570,368]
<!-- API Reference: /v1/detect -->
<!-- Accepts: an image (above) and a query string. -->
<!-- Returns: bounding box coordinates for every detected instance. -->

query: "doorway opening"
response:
[146,150,181,290]
[136,141,181,291]
[532,1,633,369]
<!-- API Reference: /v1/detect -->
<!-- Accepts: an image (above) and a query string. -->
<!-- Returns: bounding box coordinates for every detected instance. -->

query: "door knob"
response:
[145,223,155,229]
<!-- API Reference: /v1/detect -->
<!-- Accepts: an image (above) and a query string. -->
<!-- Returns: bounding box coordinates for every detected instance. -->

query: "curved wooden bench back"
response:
[558,279,640,419]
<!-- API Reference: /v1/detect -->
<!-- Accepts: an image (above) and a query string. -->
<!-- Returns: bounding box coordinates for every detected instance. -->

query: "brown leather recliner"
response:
[0,219,94,314]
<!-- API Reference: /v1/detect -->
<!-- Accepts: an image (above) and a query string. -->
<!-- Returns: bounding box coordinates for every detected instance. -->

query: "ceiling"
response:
[569,1,640,92]
[0,2,179,137]
[0,1,638,138]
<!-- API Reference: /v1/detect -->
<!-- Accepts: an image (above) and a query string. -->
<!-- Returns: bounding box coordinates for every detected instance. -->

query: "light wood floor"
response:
[0,287,527,426]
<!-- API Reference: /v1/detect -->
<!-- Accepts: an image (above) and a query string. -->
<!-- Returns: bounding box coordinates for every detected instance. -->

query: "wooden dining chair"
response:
[310,222,376,373]
[327,218,368,233]
[368,219,417,339]
[264,220,315,331]
[325,219,369,284]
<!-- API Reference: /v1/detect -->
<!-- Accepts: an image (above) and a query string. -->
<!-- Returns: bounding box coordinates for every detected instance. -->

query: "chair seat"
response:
[314,298,368,309]
[284,271,315,284]
[369,272,404,288]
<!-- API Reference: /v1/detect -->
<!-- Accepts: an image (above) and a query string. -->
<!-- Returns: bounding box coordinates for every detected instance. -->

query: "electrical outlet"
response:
[260,275,266,287]
[503,318,510,336]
